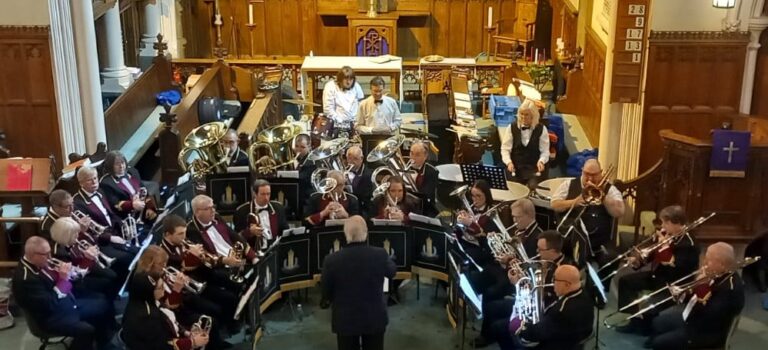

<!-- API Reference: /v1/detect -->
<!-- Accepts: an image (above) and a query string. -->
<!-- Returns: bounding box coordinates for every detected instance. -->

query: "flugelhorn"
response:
[73,210,107,238]
[164,266,207,294]
[247,212,269,256]
[76,239,115,269]
[229,241,247,283]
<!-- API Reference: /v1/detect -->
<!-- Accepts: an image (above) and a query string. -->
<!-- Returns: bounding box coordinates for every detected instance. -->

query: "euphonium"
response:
[164,266,207,294]
[508,261,553,333]
[449,184,475,218]
[372,181,400,219]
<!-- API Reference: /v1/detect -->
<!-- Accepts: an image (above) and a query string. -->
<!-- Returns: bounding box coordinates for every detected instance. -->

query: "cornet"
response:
[164,266,207,294]
[121,216,139,247]
[73,210,107,238]
[182,240,219,268]
[48,258,88,280]
[229,241,247,283]
[76,240,115,269]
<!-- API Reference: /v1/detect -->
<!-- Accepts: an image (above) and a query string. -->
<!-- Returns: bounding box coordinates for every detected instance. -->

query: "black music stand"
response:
[460,163,508,190]
[586,263,608,349]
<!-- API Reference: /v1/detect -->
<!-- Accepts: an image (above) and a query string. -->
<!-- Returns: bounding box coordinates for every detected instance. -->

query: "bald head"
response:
[553,264,581,296]
[581,158,603,186]
[24,236,50,268]
[344,215,368,243]
[706,242,736,273]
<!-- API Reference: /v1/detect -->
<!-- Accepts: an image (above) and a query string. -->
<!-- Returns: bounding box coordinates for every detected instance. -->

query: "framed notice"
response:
[610,0,649,103]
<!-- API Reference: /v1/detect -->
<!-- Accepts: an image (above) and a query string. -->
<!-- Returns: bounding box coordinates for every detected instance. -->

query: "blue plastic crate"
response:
[490,95,521,127]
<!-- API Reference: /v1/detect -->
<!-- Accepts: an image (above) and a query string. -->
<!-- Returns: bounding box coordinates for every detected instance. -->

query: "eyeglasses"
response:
[537,247,553,252]
[34,250,51,257]
[554,278,571,284]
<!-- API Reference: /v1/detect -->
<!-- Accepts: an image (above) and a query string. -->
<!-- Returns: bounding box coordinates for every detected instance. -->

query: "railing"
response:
[614,159,664,244]
[103,55,173,153]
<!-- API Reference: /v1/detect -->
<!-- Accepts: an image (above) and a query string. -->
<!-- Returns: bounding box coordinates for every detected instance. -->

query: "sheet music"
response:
[118,237,155,297]
[227,166,249,173]
[283,227,307,236]
[383,277,389,293]
[459,273,483,314]
[177,173,191,186]
[372,219,403,226]
[235,276,260,320]
[586,263,607,303]
[325,219,348,227]
[408,213,442,226]
[277,170,299,179]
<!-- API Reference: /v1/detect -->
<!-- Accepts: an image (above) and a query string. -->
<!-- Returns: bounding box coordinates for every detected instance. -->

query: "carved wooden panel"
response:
[0,26,62,168]
[639,31,750,172]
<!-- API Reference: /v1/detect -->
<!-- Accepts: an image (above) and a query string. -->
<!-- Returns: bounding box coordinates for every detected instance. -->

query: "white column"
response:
[70,0,107,153]
[740,21,768,113]
[598,1,622,168]
[97,0,133,93]
[159,0,182,58]
[49,0,87,159]
[138,0,161,70]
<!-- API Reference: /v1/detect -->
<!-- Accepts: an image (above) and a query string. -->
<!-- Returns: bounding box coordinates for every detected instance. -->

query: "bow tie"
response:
[256,207,269,213]
[521,126,531,131]
[374,100,383,105]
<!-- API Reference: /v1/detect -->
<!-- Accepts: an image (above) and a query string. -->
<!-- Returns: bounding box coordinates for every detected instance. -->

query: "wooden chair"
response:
[492,19,521,60]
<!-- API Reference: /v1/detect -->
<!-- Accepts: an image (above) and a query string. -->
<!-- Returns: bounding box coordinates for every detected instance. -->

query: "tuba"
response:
[178,121,230,180]
[366,135,419,192]
[248,124,304,175]
[309,137,350,186]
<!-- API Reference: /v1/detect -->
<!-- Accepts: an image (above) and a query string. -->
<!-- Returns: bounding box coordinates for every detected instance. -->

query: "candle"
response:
[248,3,254,25]
[535,48,539,64]
[487,7,493,28]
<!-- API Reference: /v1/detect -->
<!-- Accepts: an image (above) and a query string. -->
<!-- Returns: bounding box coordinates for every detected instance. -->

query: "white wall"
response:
[650,0,755,31]
[0,0,49,25]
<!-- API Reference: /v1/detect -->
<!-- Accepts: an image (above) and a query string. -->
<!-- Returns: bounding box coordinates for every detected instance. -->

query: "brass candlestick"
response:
[247,24,255,58]
[367,0,378,18]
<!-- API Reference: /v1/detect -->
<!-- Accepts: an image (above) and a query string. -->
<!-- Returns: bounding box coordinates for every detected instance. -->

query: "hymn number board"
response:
[610,0,649,103]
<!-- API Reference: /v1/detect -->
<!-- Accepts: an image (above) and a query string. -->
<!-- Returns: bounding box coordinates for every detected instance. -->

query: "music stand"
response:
[586,263,608,349]
[460,163,508,190]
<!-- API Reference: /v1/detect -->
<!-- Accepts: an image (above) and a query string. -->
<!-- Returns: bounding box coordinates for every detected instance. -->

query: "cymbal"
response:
[283,98,321,107]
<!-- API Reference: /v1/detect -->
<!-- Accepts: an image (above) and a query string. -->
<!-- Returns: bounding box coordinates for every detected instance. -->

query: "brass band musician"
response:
[509,198,543,259]
[500,99,550,188]
[370,176,421,221]
[122,246,210,350]
[478,230,572,349]
[355,76,401,134]
[221,128,249,167]
[295,134,317,201]
[615,205,699,335]
[345,146,374,214]
[73,166,134,247]
[234,179,290,251]
[647,242,744,350]
[304,170,361,227]
[409,141,438,216]
[41,189,90,244]
[12,237,117,350]
[551,158,625,264]
[99,150,157,223]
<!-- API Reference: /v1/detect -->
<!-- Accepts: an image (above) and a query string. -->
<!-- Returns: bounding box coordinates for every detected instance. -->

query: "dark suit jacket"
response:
[685,272,745,348]
[72,189,121,243]
[414,162,438,216]
[229,147,249,167]
[39,209,61,243]
[12,258,79,331]
[99,167,144,220]
[349,164,374,214]
[233,200,289,245]
[651,232,698,283]
[321,242,397,336]
[186,215,257,262]
[519,288,594,350]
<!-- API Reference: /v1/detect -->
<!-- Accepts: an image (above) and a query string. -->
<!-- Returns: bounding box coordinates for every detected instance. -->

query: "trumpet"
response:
[76,240,115,269]
[73,210,107,239]
[181,240,219,268]
[164,266,207,294]
[603,256,760,328]
[597,213,716,282]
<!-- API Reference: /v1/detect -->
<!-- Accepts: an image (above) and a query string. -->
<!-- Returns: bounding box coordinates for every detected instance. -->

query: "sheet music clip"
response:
[283,227,306,236]
[325,219,348,227]
[408,213,442,226]
[372,219,402,226]
[234,276,260,321]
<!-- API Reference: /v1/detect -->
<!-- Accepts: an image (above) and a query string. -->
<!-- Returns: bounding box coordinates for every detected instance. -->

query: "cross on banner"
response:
[709,130,750,178]
[723,141,740,163]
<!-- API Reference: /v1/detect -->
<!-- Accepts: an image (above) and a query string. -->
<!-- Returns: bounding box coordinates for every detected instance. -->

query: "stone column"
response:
[70,0,107,153]
[597,1,622,169]
[159,0,183,58]
[49,0,87,159]
[740,20,768,113]
[138,0,161,70]
[97,0,133,93]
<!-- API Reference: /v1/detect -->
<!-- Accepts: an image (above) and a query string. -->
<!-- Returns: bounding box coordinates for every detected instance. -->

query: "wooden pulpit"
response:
[656,130,768,244]
[347,13,399,57]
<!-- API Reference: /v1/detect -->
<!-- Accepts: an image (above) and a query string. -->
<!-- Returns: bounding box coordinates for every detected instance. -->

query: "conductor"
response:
[321,216,397,350]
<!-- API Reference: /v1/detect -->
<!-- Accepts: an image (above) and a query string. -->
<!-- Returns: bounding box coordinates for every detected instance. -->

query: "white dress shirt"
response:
[500,124,551,166]
[202,222,232,257]
[322,80,364,126]
[254,203,273,240]
[119,177,137,196]
[85,191,112,226]
[356,95,402,133]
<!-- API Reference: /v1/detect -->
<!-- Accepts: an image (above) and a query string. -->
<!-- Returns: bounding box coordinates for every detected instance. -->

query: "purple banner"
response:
[709,130,750,178]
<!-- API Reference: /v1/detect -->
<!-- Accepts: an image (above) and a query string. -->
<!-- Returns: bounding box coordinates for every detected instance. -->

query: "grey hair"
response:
[191,195,213,212]
[343,216,368,243]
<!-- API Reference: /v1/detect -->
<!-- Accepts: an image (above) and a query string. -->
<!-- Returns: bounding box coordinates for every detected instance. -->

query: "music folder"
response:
[235,276,260,321]
[372,219,402,226]
[408,213,442,227]
[459,273,483,315]
[587,263,607,303]
[283,227,307,236]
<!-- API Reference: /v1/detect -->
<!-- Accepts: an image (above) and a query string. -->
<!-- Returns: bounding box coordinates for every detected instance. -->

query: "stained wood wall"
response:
[181,0,526,59]
[639,31,749,172]
[0,26,62,166]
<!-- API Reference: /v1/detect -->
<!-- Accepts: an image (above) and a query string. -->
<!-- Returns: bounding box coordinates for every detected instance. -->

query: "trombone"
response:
[603,256,760,328]
[164,266,207,294]
[76,239,115,269]
[555,164,616,235]
[597,212,716,282]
